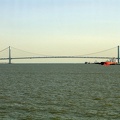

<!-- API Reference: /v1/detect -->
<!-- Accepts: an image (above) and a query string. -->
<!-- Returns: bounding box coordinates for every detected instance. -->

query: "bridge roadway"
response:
[0,56,116,60]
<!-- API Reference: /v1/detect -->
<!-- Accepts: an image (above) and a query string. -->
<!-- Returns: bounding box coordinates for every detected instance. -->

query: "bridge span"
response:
[0,46,119,64]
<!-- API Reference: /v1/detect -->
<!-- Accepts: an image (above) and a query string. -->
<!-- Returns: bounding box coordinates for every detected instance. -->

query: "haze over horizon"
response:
[0,0,120,63]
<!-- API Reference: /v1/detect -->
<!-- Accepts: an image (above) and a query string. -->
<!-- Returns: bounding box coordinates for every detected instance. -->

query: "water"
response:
[0,64,120,120]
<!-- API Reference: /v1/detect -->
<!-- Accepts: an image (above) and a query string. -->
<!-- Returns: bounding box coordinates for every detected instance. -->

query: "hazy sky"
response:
[0,0,120,60]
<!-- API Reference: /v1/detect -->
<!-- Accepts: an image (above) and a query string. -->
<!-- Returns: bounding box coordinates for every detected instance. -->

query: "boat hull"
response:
[101,61,117,65]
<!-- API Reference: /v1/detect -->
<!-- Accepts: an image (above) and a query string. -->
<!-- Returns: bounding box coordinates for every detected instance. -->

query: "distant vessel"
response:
[101,58,117,65]
[85,62,90,64]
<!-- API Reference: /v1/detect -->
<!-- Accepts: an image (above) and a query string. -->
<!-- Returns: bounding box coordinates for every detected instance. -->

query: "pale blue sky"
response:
[0,0,120,62]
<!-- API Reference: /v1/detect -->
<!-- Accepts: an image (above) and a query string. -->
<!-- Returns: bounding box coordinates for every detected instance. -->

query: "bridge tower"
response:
[118,46,119,64]
[9,46,11,64]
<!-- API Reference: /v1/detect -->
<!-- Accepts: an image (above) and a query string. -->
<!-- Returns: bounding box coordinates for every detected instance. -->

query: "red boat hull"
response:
[101,61,117,65]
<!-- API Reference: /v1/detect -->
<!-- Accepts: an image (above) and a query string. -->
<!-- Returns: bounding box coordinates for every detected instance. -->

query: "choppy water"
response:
[0,64,120,120]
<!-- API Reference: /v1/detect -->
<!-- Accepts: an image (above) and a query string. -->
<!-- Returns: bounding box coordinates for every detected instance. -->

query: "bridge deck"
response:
[0,56,117,60]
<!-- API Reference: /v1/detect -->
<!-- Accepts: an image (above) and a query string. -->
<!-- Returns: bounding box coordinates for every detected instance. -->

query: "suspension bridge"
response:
[0,46,119,64]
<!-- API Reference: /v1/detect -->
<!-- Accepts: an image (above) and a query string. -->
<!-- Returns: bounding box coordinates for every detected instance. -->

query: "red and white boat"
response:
[101,58,117,65]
